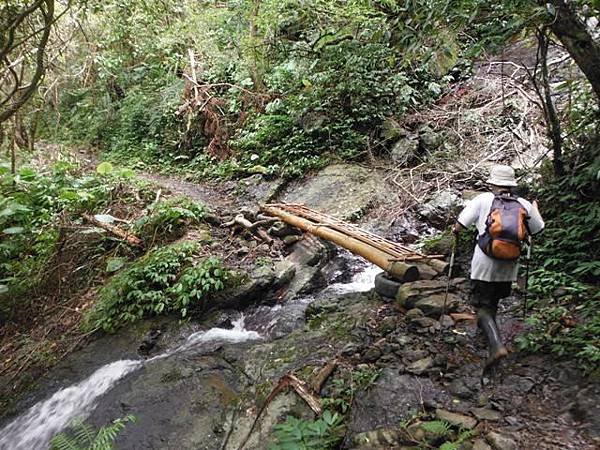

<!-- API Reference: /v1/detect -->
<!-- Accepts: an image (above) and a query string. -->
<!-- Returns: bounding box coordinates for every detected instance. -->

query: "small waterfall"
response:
[0,261,375,450]
[0,316,261,450]
[0,360,141,450]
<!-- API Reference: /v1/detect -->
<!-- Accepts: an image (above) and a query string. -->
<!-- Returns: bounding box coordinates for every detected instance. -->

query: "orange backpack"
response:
[478,194,530,260]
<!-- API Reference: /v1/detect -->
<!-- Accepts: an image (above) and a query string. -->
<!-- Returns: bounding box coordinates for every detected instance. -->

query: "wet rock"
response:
[396,279,464,312]
[282,235,301,245]
[419,126,443,151]
[570,384,600,440]
[435,409,477,429]
[391,135,419,166]
[362,346,383,363]
[282,164,392,220]
[349,370,448,435]
[418,189,463,228]
[449,378,475,399]
[406,356,434,375]
[341,342,361,357]
[288,235,327,267]
[471,407,502,421]
[409,317,439,330]
[440,314,455,329]
[138,329,162,356]
[268,221,300,238]
[377,316,398,335]
[406,308,424,319]
[473,438,493,450]
[413,263,439,280]
[486,431,517,450]
[413,294,460,318]
[403,349,429,363]
[213,265,277,309]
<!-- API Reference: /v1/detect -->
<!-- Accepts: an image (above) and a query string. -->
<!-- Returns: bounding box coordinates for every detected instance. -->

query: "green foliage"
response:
[516,136,600,372]
[420,420,452,437]
[50,415,135,450]
[168,257,229,318]
[270,410,344,450]
[86,242,229,332]
[133,197,207,243]
[0,161,136,300]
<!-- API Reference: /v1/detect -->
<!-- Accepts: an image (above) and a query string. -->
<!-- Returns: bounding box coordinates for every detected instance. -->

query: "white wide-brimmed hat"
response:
[486,165,518,187]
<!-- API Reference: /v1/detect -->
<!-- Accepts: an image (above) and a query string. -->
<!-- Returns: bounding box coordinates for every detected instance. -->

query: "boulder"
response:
[418,126,443,151]
[282,164,392,220]
[417,189,464,228]
[414,263,439,280]
[396,279,465,315]
[413,293,460,318]
[391,136,419,166]
[348,370,449,435]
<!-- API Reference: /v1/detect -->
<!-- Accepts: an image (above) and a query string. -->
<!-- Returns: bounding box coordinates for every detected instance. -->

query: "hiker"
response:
[452,165,544,369]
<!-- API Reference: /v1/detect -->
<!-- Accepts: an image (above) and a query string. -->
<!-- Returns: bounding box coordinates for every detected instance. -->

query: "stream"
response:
[0,256,379,450]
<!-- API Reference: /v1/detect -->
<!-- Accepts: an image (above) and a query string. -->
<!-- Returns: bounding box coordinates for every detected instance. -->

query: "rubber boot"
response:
[477,309,508,370]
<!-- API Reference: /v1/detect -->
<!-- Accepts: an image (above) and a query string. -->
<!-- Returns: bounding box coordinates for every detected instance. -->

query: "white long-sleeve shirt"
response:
[457,192,545,282]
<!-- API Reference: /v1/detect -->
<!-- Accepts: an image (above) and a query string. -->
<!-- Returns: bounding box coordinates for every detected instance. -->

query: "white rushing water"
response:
[325,261,381,295]
[0,262,377,450]
[0,316,261,450]
[0,359,141,450]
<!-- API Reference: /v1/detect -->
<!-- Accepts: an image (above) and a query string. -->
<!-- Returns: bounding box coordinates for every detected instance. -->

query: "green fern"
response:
[420,420,452,437]
[50,415,135,450]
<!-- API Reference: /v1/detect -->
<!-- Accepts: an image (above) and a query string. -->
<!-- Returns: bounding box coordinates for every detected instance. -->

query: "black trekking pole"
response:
[523,236,532,320]
[442,234,459,322]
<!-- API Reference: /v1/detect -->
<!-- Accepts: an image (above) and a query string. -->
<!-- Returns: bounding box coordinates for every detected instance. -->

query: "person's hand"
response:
[452,222,462,236]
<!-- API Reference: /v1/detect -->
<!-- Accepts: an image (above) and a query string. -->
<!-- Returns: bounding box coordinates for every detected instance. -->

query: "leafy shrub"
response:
[516,138,600,372]
[133,197,207,243]
[0,161,137,300]
[50,415,135,450]
[86,242,229,332]
[168,257,228,318]
[270,410,344,450]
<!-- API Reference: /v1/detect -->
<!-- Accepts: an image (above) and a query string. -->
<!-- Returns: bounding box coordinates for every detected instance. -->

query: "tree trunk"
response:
[538,28,565,177]
[546,0,600,106]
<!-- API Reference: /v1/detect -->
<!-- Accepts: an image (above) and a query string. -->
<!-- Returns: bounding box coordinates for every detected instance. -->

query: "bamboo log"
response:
[83,214,143,247]
[261,206,419,282]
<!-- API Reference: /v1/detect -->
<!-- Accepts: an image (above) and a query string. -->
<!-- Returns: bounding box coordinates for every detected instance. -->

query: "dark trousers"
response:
[470,280,512,317]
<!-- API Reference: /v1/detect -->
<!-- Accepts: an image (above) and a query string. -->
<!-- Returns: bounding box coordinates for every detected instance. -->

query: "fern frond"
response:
[421,420,452,437]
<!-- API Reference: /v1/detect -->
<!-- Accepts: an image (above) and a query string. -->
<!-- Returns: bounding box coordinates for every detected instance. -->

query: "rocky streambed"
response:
[1,163,598,450]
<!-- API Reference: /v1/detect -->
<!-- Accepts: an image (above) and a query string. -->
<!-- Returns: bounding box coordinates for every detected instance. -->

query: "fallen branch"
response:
[311,359,338,394]
[222,213,273,244]
[238,373,322,450]
[82,214,143,247]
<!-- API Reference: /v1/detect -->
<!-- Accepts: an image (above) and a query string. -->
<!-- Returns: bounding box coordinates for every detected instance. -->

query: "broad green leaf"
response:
[106,257,126,273]
[96,162,114,175]
[3,226,24,234]
[0,284,8,294]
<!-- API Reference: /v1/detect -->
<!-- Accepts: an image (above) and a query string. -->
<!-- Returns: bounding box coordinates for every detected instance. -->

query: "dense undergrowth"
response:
[37,0,537,178]
[516,139,600,374]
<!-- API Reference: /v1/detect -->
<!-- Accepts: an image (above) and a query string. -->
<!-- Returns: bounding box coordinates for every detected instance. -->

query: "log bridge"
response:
[261,203,445,282]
